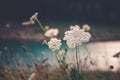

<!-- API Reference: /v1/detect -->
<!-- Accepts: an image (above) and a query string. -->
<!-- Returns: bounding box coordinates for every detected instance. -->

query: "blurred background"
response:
[0,0,120,25]
[0,0,120,72]
[0,0,120,41]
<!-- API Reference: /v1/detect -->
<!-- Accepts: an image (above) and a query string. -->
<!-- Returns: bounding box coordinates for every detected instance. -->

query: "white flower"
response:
[28,73,35,80]
[44,28,59,38]
[48,38,62,51]
[59,50,65,56]
[82,24,91,31]
[66,40,76,48]
[22,12,38,26]
[22,21,35,26]
[30,12,38,21]
[45,26,50,30]
[63,26,91,48]
[70,25,80,30]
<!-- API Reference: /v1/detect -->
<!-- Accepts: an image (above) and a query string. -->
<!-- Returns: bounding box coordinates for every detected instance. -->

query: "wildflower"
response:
[44,28,59,38]
[22,21,31,26]
[82,24,91,31]
[30,12,38,21]
[22,12,38,26]
[30,20,35,24]
[45,26,50,30]
[22,21,35,26]
[59,50,65,56]
[70,25,80,30]
[28,73,35,80]
[63,26,91,48]
[48,38,61,51]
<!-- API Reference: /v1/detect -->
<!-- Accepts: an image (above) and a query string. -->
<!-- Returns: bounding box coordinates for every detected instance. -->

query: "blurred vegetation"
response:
[0,21,120,41]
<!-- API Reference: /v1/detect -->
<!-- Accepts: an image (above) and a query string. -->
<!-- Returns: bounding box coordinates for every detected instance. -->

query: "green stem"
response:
[75,44,80,79]
[13,57,26,80]
[36,18,46,32]
[54,51,68,80]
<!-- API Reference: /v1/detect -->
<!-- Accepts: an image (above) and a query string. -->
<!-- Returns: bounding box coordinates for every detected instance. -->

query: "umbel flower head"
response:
[70,25,80,30]
[44,28,59,38]
[63,25,91,48]
[30,12,38,21]
[21,12,38,26]
[48,38,62,51]
[82,24,91,31]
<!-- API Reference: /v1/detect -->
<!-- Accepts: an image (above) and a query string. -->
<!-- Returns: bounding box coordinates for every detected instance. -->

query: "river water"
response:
[0,40,120,71]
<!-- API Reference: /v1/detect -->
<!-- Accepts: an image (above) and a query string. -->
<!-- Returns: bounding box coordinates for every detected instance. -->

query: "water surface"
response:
[0,40,120,71]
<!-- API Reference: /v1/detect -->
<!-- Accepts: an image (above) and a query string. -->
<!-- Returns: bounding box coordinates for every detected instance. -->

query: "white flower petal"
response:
[63,25,91,48]
[44,28,59,37]
[48,38,61,51]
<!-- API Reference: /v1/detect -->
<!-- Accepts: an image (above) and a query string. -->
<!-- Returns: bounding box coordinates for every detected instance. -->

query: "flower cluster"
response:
[22,12,91,50]
[70,25,80,30]
[22,12,38,26]
[82,24,91,31]
[19,12,92,80]
[48,38,62,51]
[44,28,59,38]
[63,25,91,48]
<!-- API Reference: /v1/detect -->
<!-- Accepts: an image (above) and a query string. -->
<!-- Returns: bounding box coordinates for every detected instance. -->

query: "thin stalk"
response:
[54,51,68,80]
[22,42,41,63]
[36,18,46,32]
[75,44,80,79]
[13,57,26,80]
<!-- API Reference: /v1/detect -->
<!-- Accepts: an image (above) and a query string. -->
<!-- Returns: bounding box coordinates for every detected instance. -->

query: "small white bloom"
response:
[42,40,47,44]
[30,20,35,24]
[48,38,62,51]
[22,21,35,26]
[82,24,91,31]
[45,26,50,30]
[30,12,38,21]
[44,28,59,38]
[70,25,80,30]
[22,12,38,26]
[28,73,35,80]
[63,26,91,48]
[59,50,65,56]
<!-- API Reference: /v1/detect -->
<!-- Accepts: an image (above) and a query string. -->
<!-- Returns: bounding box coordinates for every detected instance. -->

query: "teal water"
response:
[0,39,120,71]
[0,39,67,69]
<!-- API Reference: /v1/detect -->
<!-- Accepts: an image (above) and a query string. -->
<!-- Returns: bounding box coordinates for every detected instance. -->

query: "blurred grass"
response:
[1,64,120,80]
